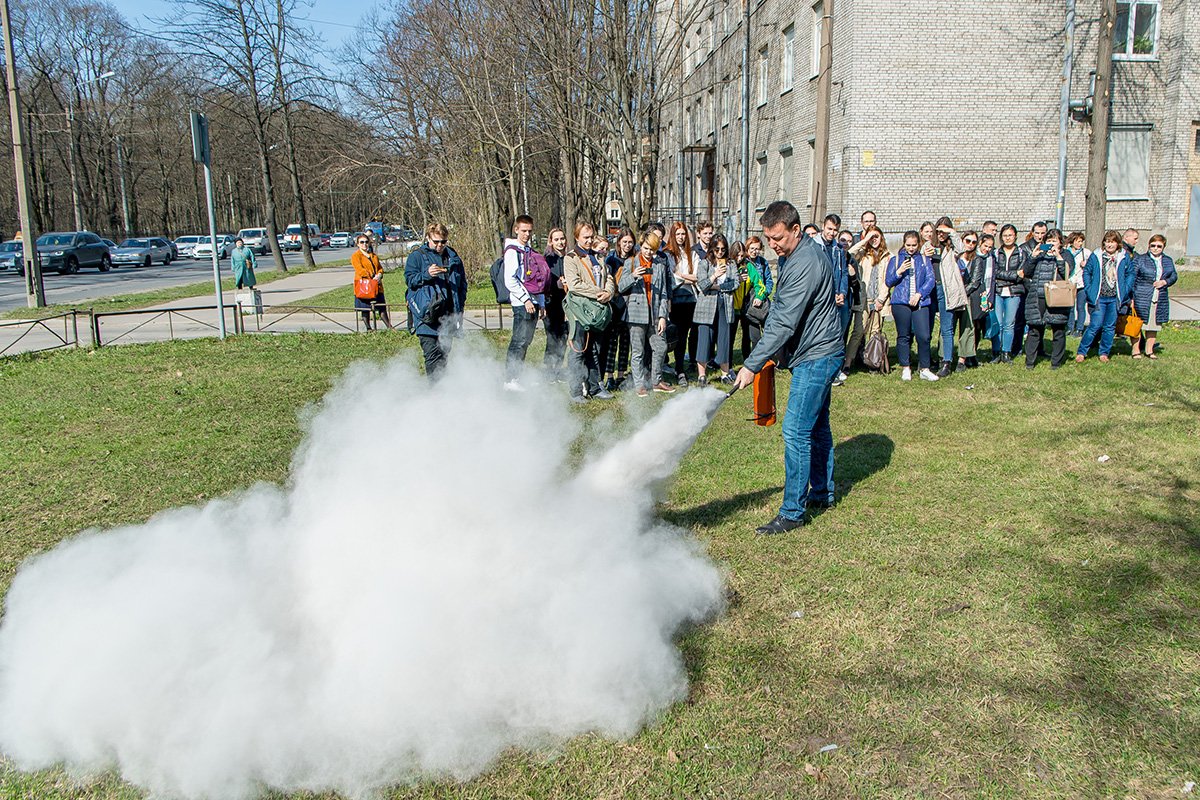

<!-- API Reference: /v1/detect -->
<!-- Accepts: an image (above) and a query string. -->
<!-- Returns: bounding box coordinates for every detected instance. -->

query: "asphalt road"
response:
[0,246,354,313]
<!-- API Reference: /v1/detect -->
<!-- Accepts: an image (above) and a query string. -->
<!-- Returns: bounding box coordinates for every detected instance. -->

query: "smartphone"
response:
[1040,243,1052,252]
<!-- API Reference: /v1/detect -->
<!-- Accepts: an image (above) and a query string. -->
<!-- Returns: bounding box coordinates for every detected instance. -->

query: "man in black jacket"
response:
[733,201,845,535]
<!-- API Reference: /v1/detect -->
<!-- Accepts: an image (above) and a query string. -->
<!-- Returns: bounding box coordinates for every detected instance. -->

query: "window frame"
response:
[811,1,823,78]
[781,24,795,93]
[757,46,769,107]
[1113,0,1159,60]
[1106,125,1152,201]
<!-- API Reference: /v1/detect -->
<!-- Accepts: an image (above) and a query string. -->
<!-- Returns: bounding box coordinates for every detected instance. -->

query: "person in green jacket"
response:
[231,238,257,289]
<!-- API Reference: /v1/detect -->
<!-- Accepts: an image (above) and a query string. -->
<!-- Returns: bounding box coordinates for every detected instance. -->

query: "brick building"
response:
[655,0,1199,255]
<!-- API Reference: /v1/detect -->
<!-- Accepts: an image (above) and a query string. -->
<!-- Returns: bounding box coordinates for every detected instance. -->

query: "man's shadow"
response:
[830,433,894,505]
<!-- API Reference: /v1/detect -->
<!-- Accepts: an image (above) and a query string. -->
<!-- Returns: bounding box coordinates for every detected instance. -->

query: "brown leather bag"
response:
[1044,280,1075,308]
[861,311,890,374]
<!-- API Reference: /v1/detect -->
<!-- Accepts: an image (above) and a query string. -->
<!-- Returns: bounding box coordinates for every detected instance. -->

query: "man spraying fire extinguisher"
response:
[732,200,845,535]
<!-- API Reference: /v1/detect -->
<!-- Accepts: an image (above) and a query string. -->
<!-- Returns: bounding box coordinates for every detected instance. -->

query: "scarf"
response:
[1151,254,1163,302]
[639,252,653,299]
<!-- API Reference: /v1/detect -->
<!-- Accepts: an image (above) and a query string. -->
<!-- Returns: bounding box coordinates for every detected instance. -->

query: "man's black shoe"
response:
[936,361,952,378]
[755,514,806,535]
[806,498,834,509]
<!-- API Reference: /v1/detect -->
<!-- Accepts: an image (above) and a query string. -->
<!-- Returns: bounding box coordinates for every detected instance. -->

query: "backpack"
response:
[522,251,552,295]
[489,244,523,304]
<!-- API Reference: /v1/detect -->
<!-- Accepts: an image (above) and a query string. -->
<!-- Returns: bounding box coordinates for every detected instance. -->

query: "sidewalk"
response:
[1,264,513,357]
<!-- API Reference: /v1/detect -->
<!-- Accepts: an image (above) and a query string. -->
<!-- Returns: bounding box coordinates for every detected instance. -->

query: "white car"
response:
[173,235,203,258]
[330,232,351,247]
[193,235,234,260]
[236,228,269,255]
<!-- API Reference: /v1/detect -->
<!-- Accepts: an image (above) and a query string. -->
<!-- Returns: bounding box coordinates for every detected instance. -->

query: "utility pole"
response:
[1084,0,1115,248]
[810,0,833,222]
[191,111,227,339]
[65,104,84,230]
[116,135,131,235]
[1,0,44,307]
[1055,0,1076,230]
[739,0,750,241]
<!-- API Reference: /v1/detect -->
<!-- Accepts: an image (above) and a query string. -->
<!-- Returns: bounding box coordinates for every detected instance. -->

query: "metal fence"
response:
[91,304,244,346]
[0,311,84,356]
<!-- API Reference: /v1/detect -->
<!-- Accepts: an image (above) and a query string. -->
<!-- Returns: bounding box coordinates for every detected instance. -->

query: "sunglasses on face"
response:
[964,238,977,245]
[1149,242,1164,247]
[430,238,446,245]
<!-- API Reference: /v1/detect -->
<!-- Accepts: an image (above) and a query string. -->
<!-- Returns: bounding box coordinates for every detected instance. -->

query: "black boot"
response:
[936,361,952,378]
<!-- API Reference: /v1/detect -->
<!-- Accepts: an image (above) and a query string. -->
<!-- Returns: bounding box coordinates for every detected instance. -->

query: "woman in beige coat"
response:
[846,225,892,370]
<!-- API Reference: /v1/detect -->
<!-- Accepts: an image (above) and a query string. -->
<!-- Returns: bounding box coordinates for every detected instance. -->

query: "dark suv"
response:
[36,231,111,274]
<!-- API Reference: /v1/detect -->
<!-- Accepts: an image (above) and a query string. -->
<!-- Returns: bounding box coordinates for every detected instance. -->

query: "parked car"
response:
[174,235,202,257]
[329,232,350,247]
[0,240,21,270]
[36,231,112,274]
[236,227,269,255]
[283,223,321,251]
[111,237,174,268]
[319,233,331,247]
[193,234,234,260]
[101,238,118,251]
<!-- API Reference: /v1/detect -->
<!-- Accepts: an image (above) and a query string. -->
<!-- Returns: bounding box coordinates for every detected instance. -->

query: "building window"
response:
[735,75,743,118]
[721,81,730,126]
[782,24,795,93]
[779,148,793,202]
[758,46,769,107]
[684,41,692,75]
[723,1,731,36]
[706,17,713,53]
[1107,127,1151,199]
[707,89,715,134]
[757,156,768,207]
[807,139,816,206]
[811,1,823,77]
[1114,1,1159,59]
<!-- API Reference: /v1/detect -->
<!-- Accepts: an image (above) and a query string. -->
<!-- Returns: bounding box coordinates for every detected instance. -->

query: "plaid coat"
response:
[617,253,672,325]
[693,257,738,324]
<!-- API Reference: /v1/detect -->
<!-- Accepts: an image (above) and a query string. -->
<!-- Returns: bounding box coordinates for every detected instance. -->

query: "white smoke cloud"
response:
[0,353,727,799]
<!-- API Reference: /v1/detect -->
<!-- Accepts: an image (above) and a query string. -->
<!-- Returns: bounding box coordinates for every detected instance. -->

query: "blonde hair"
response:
[573,221,594,240]
[425,222,448,239]
[639,231,661,250]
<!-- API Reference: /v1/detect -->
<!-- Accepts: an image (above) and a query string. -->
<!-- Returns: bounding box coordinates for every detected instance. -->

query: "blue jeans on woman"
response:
[779,355,844,521]
[1068,288,1088,334]
[1077,297,1118,357]
[996,295,1022,352]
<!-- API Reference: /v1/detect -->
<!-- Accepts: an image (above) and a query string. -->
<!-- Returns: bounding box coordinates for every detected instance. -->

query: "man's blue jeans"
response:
[1078,296,1118,357]
[936,284,955,362]
[779,355,843,521]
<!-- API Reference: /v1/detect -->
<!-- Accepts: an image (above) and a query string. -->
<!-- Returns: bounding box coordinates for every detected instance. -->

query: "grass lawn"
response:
[3,259,349,320]
[1171,268,1200,293]
[1,323,1198,798]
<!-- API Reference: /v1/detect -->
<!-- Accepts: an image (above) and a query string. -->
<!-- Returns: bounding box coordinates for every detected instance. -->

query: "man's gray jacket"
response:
[744,234,844,373]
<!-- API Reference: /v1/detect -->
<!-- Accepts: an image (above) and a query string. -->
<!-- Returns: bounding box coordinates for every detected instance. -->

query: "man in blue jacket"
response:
[405,222,467,378]
[733,201,845,534]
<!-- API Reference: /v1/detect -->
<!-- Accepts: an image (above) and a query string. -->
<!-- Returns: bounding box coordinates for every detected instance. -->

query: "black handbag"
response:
[742,292,770,326]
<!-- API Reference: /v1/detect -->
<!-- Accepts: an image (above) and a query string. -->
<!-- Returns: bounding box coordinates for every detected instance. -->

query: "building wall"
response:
[656,0,1194,254]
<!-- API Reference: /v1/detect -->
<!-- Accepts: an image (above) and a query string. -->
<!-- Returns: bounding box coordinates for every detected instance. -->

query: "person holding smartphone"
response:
[1023,228,1072,369]
[885,230,938,381]
[618,231,674,395]
[991,224,1029,364]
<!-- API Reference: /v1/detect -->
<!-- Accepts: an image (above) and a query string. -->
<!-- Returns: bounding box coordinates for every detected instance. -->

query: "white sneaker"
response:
[503,379,526,392]
[837,371,848,381]
[901,367,912,381]
[919,368,939,382]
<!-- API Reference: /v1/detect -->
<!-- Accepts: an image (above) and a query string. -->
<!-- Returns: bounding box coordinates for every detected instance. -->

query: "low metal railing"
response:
[0,311,83,356]
[91,304,243,346]
[246,302,512,333]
